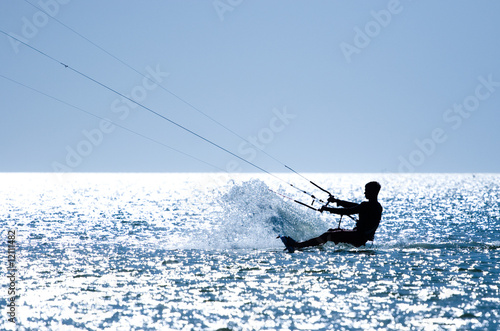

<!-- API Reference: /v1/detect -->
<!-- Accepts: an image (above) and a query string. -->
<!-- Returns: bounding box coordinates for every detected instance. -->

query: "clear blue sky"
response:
[1,0,499,173]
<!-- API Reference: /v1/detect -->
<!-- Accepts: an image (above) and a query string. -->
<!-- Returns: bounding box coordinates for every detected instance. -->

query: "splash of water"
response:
[184,179,329,250]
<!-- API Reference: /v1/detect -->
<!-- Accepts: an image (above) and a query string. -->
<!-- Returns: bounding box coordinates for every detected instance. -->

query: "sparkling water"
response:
[1,173,499,330]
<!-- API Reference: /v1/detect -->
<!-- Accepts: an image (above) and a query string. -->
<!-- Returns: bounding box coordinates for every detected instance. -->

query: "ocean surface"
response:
[1,173,499,330]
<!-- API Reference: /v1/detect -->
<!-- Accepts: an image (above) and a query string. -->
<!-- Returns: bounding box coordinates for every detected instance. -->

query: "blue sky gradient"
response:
[1,0,499,173]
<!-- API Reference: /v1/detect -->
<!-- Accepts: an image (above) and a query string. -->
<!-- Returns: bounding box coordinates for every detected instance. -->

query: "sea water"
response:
[1,173,499,330]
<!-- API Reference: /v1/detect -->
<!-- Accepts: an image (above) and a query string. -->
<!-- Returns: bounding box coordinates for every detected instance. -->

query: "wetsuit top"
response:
[328,200,383,240]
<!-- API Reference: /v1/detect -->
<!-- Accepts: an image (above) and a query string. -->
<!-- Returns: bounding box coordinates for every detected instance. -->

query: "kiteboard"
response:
[278,235,297,253]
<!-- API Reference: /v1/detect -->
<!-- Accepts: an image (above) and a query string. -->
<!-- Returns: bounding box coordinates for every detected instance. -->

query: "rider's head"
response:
[364,181,381,200]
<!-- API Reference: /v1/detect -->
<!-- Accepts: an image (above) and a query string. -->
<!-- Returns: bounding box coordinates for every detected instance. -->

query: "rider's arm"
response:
[327,196,358,208]
[334,199,359,208]
[321,204,360,215]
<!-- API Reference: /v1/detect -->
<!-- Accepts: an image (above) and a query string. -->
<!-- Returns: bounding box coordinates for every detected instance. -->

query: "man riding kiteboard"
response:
[280,181,382,252]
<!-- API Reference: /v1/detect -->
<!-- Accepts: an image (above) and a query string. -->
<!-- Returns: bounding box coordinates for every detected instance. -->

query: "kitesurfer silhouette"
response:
[283,181,382,250]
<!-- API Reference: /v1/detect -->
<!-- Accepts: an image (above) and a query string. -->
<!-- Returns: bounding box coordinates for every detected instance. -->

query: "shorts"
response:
[322,228,368,247]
